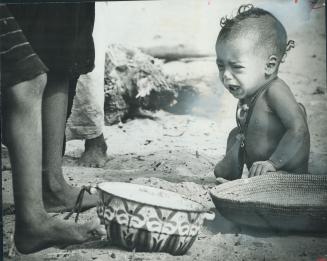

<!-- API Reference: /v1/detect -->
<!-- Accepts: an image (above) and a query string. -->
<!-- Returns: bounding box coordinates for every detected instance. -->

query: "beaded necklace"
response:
[236,76,277,149]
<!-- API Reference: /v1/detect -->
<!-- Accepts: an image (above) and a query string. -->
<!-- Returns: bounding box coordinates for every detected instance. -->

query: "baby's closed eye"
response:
[232,65,244,69]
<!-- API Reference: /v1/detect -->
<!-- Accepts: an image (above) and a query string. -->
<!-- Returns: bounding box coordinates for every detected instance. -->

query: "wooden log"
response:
[140,44,212,61]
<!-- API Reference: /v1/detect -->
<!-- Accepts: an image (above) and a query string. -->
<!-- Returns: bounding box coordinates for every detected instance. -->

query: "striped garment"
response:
[8,3,95,77]
[0,4,47,89]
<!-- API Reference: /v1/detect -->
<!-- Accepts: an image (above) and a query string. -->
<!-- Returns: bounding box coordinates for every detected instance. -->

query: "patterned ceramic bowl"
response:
[96,182,214,255]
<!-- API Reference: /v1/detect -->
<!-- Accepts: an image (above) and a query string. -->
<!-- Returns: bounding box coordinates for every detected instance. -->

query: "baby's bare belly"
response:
[238,94,309,173]
[244,110,285,167]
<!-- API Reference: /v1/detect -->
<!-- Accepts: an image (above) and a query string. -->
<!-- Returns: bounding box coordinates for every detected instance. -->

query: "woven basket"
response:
[210,173,327,232]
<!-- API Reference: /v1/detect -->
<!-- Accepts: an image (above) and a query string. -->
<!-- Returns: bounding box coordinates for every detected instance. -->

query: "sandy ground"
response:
[2,1,327,260]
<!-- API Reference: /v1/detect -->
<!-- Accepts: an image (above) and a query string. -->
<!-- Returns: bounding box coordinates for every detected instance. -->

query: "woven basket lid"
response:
[210,174,327,232]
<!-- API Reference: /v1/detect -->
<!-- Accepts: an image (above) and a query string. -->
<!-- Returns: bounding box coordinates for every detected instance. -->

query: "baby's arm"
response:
[249,81,309,176]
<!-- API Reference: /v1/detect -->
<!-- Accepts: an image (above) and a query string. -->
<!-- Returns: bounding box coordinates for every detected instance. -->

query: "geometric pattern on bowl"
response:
[96,182,212,255]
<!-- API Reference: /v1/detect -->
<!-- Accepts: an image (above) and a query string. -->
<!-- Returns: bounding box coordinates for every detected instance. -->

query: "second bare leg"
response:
[42,73,97,213]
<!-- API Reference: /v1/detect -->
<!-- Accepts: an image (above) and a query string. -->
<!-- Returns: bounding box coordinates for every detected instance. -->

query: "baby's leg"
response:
[214,127,244,180]
[296,103,309,173]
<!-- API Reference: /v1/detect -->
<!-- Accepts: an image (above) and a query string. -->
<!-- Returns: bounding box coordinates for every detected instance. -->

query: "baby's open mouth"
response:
[228,85,240,92]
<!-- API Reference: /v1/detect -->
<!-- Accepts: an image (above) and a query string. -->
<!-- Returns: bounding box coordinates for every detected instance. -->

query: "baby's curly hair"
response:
[217,4,294,60]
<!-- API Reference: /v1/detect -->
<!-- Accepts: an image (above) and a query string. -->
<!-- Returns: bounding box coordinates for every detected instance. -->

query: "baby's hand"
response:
[249,161,276,177]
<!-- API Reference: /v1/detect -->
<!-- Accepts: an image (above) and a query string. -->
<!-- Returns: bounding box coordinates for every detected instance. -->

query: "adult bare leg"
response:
[2,74,104,254]
[42,73,97,213]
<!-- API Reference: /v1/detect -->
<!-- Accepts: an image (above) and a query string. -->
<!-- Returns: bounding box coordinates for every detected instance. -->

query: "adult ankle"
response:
[84,134,107,153]
[42,171,69,194]
[15,209,48,230]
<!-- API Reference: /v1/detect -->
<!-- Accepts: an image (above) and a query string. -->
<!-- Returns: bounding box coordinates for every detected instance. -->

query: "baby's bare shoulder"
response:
[267,78,292,94]
[266,78,295,101]
[265,78,299,114]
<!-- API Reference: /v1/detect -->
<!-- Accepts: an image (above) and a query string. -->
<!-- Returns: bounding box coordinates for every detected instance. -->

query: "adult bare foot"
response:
[78,134,110,168]
[15,213,105,254]
[43,173,98,213]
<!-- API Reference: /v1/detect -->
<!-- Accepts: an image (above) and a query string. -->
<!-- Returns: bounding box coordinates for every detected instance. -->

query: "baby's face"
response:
[216,37,268,100]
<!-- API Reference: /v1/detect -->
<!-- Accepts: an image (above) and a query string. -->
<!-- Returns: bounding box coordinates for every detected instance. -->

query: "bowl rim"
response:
[97,181,209,213]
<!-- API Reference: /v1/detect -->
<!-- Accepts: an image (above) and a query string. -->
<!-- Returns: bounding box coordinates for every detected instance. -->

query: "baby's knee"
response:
[214,162,224,178]
[214,164,238,180]
[226,127,239,150]
[214,159,239,180]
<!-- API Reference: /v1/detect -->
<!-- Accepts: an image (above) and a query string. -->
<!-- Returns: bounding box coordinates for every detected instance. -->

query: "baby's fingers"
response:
[250,162,270,177]
[255,164,264,176]
[249,163,258,177]
[259,166,269,176]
